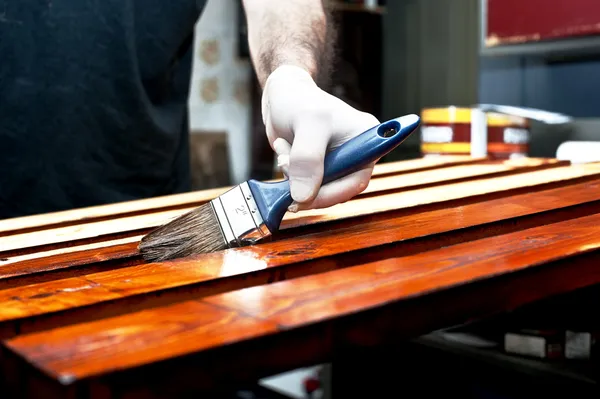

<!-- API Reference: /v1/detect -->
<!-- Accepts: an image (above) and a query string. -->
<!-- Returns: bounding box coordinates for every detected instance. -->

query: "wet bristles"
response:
[138,203,228,262]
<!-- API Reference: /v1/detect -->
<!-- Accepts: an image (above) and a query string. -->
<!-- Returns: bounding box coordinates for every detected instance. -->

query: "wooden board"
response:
[1,157,599,398]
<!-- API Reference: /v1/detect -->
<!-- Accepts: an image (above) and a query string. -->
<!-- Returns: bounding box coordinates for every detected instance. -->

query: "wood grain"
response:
[0,156,484,237]
[0,160,589,257]
[6,211,600,391]
[0,179,597,341]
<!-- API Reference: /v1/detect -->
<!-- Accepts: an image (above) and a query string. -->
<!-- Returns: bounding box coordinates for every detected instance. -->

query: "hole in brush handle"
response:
[321,116,420,186]
[377,120,401,138]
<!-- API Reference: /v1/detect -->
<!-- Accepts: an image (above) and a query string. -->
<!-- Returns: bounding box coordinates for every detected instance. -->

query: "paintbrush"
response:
[138,114,421,262]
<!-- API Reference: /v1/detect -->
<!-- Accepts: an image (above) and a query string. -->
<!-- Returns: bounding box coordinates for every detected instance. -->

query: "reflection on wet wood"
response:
[1,157,599,398]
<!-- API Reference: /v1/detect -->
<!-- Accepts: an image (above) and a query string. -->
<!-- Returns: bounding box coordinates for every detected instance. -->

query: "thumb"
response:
[288,115,331,203]
[273,138,291,177]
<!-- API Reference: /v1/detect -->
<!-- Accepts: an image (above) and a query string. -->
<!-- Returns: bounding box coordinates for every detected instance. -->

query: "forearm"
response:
[241,0,336,88]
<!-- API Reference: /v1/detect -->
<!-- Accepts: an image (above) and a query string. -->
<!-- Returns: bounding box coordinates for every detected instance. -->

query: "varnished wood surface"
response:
[5,212,600,397]
[0,178,598,337]
[1,157,600,398]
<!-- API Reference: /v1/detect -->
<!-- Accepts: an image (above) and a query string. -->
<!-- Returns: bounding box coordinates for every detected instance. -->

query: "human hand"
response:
[261,65,380,212]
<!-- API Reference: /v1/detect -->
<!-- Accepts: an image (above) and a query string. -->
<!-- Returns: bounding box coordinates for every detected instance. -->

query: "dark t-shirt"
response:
[0,0,207,218]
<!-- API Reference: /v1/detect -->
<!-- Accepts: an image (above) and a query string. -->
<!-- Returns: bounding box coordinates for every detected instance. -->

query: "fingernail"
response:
[288,202,299,213]
[290,177,314,203]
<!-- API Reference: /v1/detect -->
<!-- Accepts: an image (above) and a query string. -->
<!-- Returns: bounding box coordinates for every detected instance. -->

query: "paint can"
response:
[420,106,530,159]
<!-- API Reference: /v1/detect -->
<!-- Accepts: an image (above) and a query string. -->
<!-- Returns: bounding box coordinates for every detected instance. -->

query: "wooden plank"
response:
[370,155,484,176]
[0,186,226,238]
[0,160,589,256]
[0,179,597,342]
[0,236,143,271]
[5,212,600,395]
[0,156,485,237]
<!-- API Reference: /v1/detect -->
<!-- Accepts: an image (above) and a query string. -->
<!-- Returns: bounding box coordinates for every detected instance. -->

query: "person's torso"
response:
[0,0,206,218]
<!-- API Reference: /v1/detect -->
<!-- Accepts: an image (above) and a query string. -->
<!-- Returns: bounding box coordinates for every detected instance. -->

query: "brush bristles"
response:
[138,203,228,262]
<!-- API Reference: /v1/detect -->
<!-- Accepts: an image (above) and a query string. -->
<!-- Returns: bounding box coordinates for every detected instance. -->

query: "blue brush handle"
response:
[248,114,421,233]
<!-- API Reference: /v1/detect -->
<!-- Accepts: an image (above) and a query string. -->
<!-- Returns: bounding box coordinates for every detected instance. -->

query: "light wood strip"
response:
[361,157,566,195]
[369,155,485,176]
[0,237,143,268]
[0,158,562,259]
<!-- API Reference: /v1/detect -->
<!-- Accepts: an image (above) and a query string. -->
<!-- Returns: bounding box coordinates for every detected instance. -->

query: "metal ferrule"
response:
[210,182,271,248]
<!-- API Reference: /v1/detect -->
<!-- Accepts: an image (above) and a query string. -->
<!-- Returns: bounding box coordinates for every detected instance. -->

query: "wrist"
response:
[264,64,317,89]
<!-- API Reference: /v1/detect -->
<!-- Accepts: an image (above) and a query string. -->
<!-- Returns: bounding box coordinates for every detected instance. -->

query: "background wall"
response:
[382,0,480,160]
[479,57,600,118]
[188,0,253,185]
[479,47,600,158]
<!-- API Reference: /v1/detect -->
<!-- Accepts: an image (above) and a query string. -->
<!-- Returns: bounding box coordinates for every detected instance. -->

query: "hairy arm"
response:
[241,0,336,88]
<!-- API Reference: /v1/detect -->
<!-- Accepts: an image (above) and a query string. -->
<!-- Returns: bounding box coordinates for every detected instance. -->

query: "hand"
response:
[261,65,380,212]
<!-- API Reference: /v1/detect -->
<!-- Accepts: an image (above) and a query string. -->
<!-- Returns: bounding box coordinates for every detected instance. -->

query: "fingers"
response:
[264,111,278,150]
[273,138,291,177]
[274,137,375,211]
[288,163,374,212]
[285,108,378,209]
[287,114,332,203]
